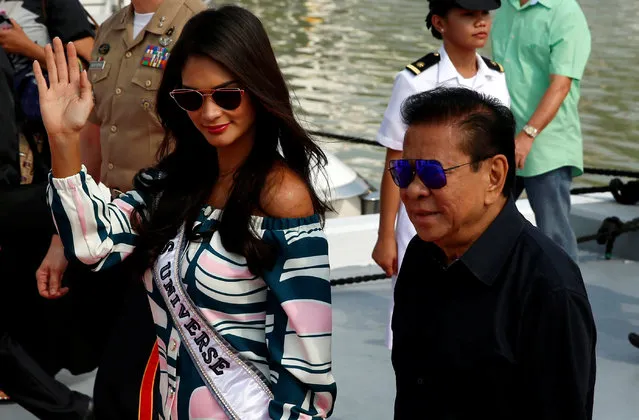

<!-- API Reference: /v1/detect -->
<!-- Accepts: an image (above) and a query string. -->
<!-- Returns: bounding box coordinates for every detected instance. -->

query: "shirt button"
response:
[142,100,150,110]
[125,51,132,58]
[170,339,177,351]
[110,125,117,133]
[145,80,152,87]
[115,87,122,95]
[107,163,114,170]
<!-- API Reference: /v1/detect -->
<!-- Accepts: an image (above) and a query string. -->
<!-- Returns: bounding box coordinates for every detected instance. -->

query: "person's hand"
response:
[36,235,69,299]
[33,37,93,140]
[0,18,34,55]
[372,234,398,277]
[515,131,534,170]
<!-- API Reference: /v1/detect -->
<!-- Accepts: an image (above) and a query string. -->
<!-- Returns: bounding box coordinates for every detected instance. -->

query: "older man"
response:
[390,88,596,419]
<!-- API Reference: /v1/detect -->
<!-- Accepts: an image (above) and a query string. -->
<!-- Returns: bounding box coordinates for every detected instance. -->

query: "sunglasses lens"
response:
[389,160,414,188]
[212,90,243,110]
[173,90,203,111]
[416,160,447,189]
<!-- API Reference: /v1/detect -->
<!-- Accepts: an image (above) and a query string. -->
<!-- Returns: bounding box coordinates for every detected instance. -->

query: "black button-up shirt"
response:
[392,199,596,419]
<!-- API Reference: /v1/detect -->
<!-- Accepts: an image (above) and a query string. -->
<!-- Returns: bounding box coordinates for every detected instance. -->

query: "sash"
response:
[154,226,273,419]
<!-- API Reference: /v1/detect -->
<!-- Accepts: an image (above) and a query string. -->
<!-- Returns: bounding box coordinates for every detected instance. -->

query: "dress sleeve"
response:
[47,166,148,270]
[260,216,337,419]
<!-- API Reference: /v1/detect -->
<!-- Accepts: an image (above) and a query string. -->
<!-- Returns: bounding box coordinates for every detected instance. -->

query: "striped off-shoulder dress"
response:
[48,167,337,420]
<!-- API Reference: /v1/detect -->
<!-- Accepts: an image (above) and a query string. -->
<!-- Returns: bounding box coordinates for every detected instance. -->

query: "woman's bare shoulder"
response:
[261,165,315,218]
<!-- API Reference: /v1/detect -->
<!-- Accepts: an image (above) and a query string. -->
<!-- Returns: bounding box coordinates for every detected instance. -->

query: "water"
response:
[232,0,639,189]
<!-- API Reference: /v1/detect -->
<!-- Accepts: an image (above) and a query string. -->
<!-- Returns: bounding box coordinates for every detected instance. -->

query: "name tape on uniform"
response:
[89,56,105,70]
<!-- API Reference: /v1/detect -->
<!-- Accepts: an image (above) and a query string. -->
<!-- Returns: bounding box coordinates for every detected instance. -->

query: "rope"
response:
[570,186,611,195]
[309,130,639,179]
[311,129,639,281]
[583,167,639,178]
[309,130,380,147]
[578,217,639,260]
[577,218,639,244]
[330,273,388,286]
[328,219,639,285]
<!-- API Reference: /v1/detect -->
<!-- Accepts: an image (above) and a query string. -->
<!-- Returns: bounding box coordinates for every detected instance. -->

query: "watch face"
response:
[524,126,537,137]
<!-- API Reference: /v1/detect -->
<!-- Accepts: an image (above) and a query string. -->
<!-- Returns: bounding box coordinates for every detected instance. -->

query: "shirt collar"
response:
[114,0,185,34]
[437,45,458,83]
[510,0,553,9]
[459,198,525,286]
[437,45,494,85]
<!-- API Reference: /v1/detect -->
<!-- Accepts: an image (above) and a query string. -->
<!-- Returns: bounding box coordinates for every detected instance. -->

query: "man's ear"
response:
[485,154,508,205]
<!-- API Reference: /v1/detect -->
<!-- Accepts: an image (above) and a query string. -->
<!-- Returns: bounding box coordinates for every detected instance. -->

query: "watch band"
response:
[523,124,539,139]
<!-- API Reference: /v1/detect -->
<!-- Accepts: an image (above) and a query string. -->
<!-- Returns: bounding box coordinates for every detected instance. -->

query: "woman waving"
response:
[36,6,336,419]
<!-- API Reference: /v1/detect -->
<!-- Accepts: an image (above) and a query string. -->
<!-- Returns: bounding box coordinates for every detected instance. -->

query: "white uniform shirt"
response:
[377,45,511,273]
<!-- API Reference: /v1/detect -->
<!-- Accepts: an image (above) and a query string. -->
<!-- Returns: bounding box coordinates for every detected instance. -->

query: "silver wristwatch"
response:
[523,124,539,139]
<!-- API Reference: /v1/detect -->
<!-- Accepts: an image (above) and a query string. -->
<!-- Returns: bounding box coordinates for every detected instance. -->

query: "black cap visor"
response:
[455,0,501,11]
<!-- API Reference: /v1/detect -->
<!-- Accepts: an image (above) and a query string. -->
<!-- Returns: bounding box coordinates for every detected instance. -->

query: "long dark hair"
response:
[130,5,329,276]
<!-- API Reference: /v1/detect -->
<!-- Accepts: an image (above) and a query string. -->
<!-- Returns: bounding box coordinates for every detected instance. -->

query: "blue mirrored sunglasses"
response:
[388,158,490,189]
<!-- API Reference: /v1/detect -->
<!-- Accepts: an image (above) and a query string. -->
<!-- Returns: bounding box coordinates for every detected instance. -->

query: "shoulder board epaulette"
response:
[406,52,440,75]
[481,56,504,73]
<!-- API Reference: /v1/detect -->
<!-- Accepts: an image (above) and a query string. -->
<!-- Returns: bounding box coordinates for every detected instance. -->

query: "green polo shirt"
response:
[491,0,591,177]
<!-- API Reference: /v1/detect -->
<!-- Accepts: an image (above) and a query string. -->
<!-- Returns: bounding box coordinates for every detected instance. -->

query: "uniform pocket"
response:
[88,63,111,84]
[131,67,164,163]
[131,66,163,91]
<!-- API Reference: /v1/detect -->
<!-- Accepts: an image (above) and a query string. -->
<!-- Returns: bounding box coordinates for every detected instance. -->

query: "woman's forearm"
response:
[24,41,47,68]
[50,134,83,178]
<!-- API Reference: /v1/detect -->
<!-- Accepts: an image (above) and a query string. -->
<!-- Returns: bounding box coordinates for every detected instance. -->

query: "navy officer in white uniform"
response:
[372,0,511,349]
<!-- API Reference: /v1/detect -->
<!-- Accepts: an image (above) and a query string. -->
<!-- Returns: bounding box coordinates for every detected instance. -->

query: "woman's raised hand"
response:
[33,37,93,141]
